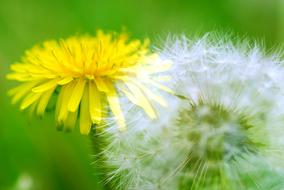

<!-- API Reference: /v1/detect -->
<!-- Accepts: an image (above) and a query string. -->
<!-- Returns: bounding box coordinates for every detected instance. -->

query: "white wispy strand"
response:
[98,34,284,190]
[162,34,284,164]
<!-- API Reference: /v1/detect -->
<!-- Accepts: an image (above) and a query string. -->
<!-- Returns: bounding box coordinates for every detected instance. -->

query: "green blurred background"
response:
[0,0,283,189]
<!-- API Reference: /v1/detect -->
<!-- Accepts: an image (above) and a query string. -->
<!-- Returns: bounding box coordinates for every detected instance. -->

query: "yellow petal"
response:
[6,73,31,81]
[80,85,92,135]
[106,85,126,131]
[55,87,65,129]
[36,86,56,116]
[10,63,27,72]
[94,77,111,92]
[125,82,156,119]
[20,92,42,110]
[68,79,86,112]
[28,101,38,118]
[57,82,75,123]
[65,109,78,131]
[89,81,102,123]
[134,81,167,107]
[120,86,139,105]
[32,79,59,93]
[57,77,73,85]
[146,78,174,94]
[8,81,40,104]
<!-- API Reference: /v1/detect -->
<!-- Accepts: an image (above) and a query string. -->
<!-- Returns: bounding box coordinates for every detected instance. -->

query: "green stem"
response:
[90,127,114,190]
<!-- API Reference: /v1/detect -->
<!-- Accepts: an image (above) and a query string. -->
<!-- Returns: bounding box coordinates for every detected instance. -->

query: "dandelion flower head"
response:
[7,30,171,135]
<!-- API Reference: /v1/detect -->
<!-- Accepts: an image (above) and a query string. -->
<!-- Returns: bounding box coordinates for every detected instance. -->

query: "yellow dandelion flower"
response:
[7,30,171,135]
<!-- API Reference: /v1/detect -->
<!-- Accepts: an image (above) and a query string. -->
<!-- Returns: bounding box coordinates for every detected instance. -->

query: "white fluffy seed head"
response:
[97,34,284,190]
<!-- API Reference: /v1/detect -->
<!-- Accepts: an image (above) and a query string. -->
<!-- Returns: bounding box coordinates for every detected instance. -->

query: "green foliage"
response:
[0,0,283,189]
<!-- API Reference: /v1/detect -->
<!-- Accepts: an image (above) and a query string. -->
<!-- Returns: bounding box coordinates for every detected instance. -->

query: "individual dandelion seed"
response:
[7,30,172,135]
[97,35,284,190]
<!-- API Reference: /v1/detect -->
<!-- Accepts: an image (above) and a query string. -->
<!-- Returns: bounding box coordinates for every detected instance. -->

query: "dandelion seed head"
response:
[101,35,284,189]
